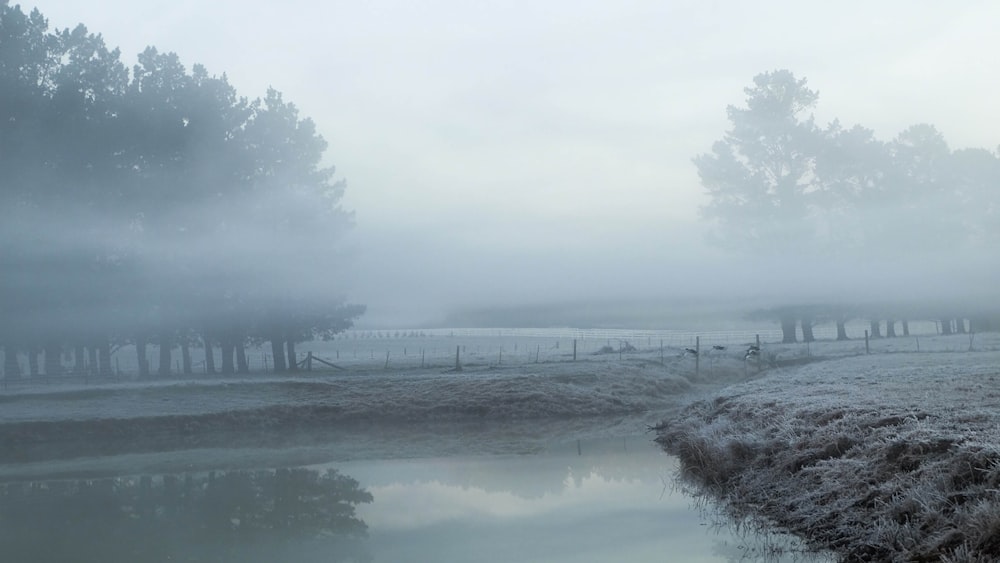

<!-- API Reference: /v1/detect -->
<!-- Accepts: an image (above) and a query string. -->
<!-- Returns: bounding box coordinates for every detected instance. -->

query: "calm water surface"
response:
[0,435,833,562]
[329,435,832,563]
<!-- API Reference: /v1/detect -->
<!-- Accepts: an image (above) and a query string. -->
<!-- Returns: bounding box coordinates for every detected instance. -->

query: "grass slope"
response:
[655,336,1000,562]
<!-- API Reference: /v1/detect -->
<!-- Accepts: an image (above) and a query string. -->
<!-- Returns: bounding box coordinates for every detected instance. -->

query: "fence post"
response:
[756,334,761,373]
[306,351,313,371]
[573,339,577,362]
[384,350,390,369]
[455,346,461,371]
[695,336,700,377]
[865,330,870,354]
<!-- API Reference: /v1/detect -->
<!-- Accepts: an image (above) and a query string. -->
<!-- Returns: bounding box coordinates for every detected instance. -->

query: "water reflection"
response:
[0,439,833,562]
[0,468,373,563]
[333,437,831,563]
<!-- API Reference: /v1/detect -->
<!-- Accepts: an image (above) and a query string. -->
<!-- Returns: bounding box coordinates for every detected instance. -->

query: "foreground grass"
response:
[655,344,1000,562]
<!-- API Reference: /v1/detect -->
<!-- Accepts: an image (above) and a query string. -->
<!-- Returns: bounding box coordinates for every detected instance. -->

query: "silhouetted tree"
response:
[0,3,364,376]
[696,70,824,255]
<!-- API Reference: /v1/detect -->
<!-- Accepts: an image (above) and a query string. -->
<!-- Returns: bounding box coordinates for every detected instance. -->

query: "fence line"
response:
[0,320,979,387]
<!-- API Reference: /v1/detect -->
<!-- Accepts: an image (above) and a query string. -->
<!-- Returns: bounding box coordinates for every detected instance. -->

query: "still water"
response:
[331,436,831,562]
[0,435,832,562]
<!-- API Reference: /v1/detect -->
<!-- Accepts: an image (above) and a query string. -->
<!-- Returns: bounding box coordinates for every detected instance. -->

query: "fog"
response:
[8,0,1000,332]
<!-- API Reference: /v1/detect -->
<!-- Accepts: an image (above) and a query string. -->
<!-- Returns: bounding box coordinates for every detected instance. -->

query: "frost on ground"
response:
[655,333,1000,562]
[0,346,742,479]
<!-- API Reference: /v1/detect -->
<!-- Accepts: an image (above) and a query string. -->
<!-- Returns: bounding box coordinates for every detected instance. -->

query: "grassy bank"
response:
[655,338,1000,562]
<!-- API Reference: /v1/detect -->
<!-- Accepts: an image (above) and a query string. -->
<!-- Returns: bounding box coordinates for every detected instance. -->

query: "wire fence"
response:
[0,319,977,389]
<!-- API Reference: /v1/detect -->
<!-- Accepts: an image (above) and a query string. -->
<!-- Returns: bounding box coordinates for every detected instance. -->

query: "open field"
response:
[1,319,947,386]
[655,332,1000,562]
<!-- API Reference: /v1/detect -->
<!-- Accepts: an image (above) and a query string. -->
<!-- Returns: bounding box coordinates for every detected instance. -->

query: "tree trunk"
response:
[286,340,298,372]
[940,319,952,335]
[74,345,85,374]
[136,335,149,377]
[869,320,882,339]
[220,337,235,375]
[780,317,797,343]
[28,347,40,377]
[955,318,966,334]
[98,339,112,376]
[902,320,910,337]
[886,320,897,338]
[800,318,815,343]
[203,334,216,374]
[836,321,849,341]
[235,343,248,374]
[88,346,99,376]
[181,342,192,375]
[158,333,172,376]
[3,345,20,379]
[44,342,62,376]
[271,337,287,373]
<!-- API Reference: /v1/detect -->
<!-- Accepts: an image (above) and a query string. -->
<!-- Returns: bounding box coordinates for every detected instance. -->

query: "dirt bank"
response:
[655,341,1000,562]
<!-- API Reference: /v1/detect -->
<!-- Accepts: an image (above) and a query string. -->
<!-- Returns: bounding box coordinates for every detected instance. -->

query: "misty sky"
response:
[30,0,1000,326]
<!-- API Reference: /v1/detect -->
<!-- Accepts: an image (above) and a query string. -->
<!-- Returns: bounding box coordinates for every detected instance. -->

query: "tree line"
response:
[697,70,999,331]
[0,3,363,378]
[697,69,999,257]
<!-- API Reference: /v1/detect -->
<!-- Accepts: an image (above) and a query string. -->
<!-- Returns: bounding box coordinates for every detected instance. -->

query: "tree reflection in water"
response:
[0,467,373,562]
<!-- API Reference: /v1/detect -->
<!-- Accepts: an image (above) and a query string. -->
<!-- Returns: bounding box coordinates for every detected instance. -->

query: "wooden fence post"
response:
[756,334,761,372]
[695,336,700,377]
[573,339,577,362]
[455,346,461,371]
[865,330,870,354]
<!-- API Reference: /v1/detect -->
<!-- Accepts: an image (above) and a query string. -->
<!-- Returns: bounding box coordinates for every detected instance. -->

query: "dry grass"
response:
[655,344,1000,562]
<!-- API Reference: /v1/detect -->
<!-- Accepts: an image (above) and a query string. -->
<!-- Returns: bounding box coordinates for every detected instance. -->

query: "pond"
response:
[0,433,832,562]
[332,435,833,562]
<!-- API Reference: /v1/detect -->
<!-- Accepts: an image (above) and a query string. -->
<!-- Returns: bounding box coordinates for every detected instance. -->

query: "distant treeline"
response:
[698,70,1000,258]
[0,4,362,378]
[748,303,999,344]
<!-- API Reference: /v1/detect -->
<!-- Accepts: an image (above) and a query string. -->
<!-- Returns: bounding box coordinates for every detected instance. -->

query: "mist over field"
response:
[5,5,1000,561]
[4,0,1000,340]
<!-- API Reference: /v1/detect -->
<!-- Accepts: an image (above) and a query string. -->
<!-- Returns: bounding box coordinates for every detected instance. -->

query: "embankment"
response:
[656,347,1000,562]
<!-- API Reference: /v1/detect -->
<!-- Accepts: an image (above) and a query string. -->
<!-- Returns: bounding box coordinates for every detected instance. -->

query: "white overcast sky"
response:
[29,0,1000,326]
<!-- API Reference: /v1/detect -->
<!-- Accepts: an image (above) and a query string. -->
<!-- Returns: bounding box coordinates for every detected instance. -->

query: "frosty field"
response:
[1,327,994,561]
[656,331,1000,561]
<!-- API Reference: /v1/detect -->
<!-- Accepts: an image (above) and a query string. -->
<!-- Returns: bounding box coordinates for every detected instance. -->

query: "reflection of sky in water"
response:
[332,437,831,563]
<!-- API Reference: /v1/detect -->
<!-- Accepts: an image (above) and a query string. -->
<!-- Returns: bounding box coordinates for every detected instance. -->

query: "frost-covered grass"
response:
[0,353,725,473]
[655,333,1000,562]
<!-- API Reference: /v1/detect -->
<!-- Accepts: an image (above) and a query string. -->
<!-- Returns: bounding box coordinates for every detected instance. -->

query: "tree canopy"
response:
[0,2,363,376]
[696,70,1000,258]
